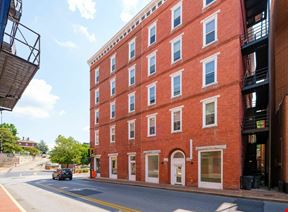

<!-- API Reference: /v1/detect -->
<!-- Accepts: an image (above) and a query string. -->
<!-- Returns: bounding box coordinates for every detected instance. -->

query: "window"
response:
[95,67,99,84]
[129,38,136,61]
[128,92,135,113]
[202,53,219,87]
[110,78,116,97]
[170,106,183,133]
[170,70,183,98]
[145,154,159,183]
[170,35,183,63]
[128,120,135,140]
[202,96,219,128]
[128,155,136,181]
[95,89,99,104]
[148,22,157,46]
[147,82,157,106]
[95,109,99,124]
[110,101,116,119]
[171,2,182,30]
[110,125,116,143]
[147,114,157,137]
[109,155,117,179]
[203,0,216,8]
[110,54,116,73]
[95,130,99,145]
[147,51,157,76]
[95,157,101,176]
[129,65,136,86]
[203,12,218,47]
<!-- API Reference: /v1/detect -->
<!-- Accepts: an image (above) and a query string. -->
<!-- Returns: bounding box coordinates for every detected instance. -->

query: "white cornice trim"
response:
[87,0,168,65]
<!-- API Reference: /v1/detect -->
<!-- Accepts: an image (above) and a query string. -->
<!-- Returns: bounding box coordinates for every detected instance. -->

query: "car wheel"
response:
[69,177,72,181]
[52,177,55,180]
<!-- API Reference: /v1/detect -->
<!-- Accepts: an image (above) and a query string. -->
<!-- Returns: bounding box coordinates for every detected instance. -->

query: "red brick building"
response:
[88,0,272,190]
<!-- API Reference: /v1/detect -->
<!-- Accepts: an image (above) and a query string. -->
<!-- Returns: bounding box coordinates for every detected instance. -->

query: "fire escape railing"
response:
[242,109,269,132]
[243,67,269,89]
[241,19,269,47]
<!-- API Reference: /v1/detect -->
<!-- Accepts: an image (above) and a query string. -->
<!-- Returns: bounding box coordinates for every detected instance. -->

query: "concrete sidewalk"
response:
[85,177,288,204]
[0,184,25,212]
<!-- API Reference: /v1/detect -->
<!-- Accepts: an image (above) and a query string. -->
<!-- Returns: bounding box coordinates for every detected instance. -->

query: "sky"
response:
[2,0,151,149]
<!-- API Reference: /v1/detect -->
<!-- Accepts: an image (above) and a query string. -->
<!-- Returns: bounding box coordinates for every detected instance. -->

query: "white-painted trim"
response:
[110,77,116,97]
[95,67,100,85]
[128,92,136,113]
[108,153,118,157]
[143,150,161,154]
[201,53,220,87]
[198,149,223,189]
[95,109,99,125]
[128,154,136,181]
[128,119,136,140]
[129,37,136,61]
[127,152,136,155]
[196,144,227,151]
[202,0,216,9]
[110,101,116,120]
[95,88,99,105]
[170,106,183,133]
[95,130,99,146]
[110,125,116,144]
[202,10,220,48]
[128,64,136,86]
[147,50,157,76]
[109,155,118,179]
[110,54,116,73]
[147,82,157,106]
[170,150,185,186]
[147,114,157,137]
[145,153,160,183]
[148,21,157,46]
[95,154,101,158]
[170,34,183,64]
[171,0,183,30]
[202,95,219,128]
[170,70,183,98]
[146,113,158,118]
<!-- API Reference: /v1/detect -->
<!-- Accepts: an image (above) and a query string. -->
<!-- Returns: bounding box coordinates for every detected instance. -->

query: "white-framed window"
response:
[203,0,216,8]
[109,154,118,179]
[128,119,136,140]
[202,96,219,128]
[128,92,135,113]
[128,154,136,181]
[110,101,116,119]
[110,54,116,73]
[110,78,116,97]
[129,38,136,61]
[171,1,182,30]
[201,53,219,87]
[95,109,99,125]
[95,89,99,104]
[147,114,157,137]
[170,34,183,64]
[170,106,183,133]
[128,65,136,86]
[147,82,157,106]
[147,51,157,76]
[145,153,159,183]
[110,125,116,143]
[95,67,100,84]
[202,11,219,47]
[170,70,183,98]
[95,130,99,145]
[148,22,157,46]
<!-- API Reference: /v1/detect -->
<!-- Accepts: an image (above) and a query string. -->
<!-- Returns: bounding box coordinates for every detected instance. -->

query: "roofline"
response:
[87,0,168,66]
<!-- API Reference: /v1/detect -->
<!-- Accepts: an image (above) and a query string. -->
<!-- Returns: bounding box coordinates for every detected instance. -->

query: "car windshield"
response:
[63,169,71,173]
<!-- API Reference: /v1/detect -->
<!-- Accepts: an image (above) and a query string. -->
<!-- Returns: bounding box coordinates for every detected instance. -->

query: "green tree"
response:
[0,123,18,136]
[0,128,22,153]
[37,140,49,154]
[49,135,82,168]
[80,143,90,165]
[25,147,40,156]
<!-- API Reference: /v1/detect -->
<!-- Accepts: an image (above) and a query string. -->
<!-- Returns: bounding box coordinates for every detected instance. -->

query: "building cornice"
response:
[87,0,168,66]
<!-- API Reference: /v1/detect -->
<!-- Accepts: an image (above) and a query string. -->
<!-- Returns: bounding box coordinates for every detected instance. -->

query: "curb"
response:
[81,178,288,204]
[0,184,26,212]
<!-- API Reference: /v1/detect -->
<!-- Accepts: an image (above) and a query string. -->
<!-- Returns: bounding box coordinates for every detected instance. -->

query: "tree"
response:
[80,143,90,165]
[0,123,18,136]
[25,147,40,156]
[49,135,82,168]
[37,140,49,154]
[0,127,22,153]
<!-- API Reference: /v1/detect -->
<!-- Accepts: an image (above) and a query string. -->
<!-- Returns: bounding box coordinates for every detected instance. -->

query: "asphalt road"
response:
[0,161,288,212]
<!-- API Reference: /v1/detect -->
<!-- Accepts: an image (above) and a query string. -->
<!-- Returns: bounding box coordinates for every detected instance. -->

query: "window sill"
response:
[147,134,156,138]
[148,72,156,77]
[171,130,182,134]
[148,42,156,48]
[129,138,135,141]
[171,24,182,32]
[202,82,218,88]
[128,57,136,63]
[202,1,216,10]
[203,124,217,129]
[171,94,182,99]
[171,58,183,65]
[202,40,218,49]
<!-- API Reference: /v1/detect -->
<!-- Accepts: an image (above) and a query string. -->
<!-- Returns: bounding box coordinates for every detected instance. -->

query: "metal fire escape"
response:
[0,0,40,111]
[241,0,270,188]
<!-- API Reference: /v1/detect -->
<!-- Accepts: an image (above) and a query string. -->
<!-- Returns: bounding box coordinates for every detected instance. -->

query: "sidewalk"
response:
[85,177,288,203]
[0,184,25,212]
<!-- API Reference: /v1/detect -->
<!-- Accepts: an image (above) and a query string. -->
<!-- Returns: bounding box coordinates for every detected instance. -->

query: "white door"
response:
[198,150,223,189]
[95,158,100,177]
[109,156,117,179]
[171,151,185,186]
[145,154,159,183]
[128,155,136,181]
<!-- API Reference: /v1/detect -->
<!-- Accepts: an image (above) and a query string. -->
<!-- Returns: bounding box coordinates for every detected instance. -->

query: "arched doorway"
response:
[170,150,185,186]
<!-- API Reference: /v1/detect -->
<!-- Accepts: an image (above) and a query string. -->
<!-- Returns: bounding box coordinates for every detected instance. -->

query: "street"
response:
[0,160,288,212]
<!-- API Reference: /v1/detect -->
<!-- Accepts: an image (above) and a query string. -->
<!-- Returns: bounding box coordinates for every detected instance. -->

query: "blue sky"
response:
[2,0,151,148]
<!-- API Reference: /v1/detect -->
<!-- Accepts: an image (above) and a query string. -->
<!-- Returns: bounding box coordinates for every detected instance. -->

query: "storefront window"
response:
[201,151,221,183]
[148,155,159,178]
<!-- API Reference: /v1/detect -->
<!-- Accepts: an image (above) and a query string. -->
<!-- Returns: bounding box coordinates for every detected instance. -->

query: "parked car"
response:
[52,168,73,180]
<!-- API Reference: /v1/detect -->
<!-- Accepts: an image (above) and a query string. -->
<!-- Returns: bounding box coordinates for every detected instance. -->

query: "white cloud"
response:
[120,0,151,23]
[54,39,77,49]
[67,0,96,20]
[73,25,96,43]
[82,125,89,133]
[14,79,59,119]
[59,110,66,116]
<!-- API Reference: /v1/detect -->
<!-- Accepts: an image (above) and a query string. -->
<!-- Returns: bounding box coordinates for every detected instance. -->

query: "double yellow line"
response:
[39,183,140,212]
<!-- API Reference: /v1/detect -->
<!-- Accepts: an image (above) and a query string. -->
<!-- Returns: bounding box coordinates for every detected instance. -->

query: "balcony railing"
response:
[241,19,269,48]
[242,108,269,133]
[9,0,22,21]
[243,67,269,92]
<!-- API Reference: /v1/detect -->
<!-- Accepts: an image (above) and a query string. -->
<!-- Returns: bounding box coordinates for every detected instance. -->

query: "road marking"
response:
[0,184,26,212]
[38,183,140,212]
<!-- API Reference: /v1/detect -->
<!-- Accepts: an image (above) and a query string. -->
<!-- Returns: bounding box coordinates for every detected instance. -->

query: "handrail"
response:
[243,108,269,131]
[243,67,269,88]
